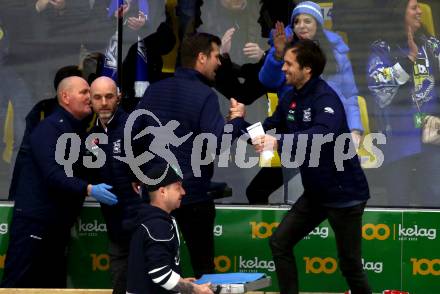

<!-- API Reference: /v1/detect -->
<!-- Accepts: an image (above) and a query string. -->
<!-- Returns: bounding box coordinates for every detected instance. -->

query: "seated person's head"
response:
[144,164,185,213]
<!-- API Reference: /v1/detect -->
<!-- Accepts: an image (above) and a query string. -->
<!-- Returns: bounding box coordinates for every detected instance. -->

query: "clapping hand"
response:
[272,21,292,60]
[243,42,264,61]
[127,11,146,31]
[221,27,236,54]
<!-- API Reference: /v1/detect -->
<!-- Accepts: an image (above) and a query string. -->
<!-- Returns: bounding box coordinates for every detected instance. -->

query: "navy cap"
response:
[144,163,183,192]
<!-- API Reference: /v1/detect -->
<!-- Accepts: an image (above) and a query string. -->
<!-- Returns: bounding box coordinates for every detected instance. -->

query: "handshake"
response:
[227,98,246,121]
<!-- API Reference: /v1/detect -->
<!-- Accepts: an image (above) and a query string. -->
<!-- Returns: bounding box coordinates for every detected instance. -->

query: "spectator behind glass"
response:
[258,0,296,39]
[331,0,388,106]
[209,0,291,106]
[249,1,362,205]
[199,0,267,65]
[260,0,362,140]
[367,0,440,207]
[0,19,33,199]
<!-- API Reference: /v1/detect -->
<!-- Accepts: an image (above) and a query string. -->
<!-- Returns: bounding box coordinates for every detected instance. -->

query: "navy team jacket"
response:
[12,106,89,224]
[88,108,142,242]
[135,67,245,205]
[262,76,370,205]
[127,204,182,294]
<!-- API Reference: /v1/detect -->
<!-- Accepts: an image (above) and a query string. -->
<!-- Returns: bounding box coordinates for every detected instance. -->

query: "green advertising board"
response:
[0,203,438,293]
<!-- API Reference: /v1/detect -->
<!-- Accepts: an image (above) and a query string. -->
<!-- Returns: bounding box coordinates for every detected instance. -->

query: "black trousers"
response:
[173,200,216,278]
[108,239,130,294]
[269,195,371,294]
[1,215,72,288]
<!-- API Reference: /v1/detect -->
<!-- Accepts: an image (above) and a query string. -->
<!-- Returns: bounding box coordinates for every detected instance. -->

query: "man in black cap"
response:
[126,163,213,294]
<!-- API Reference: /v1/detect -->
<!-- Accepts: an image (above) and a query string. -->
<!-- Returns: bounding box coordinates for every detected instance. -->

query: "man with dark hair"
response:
[126,163,213,294]
[250,40,372,294]
[135,32,246,278]
[180,32,222,73]
[2,76,118,288]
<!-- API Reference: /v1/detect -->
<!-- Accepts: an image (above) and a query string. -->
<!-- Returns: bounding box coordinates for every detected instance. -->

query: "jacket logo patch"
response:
[90,138,100,156]
[303,108,311,122]
[287,109,295,122]
[113,139,121,154]
[324,107,335,115]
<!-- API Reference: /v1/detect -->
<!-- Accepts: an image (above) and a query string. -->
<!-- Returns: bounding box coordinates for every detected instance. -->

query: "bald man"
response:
[89,77,142,294]
[2,76,118,288]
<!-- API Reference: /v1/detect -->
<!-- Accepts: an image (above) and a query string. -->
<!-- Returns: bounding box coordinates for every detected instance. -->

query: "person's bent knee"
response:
[245,185,259,201]
[269,232,289,256]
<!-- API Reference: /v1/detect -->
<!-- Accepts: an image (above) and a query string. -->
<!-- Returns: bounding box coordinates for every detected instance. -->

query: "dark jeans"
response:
[1,215,71,288]
[269,195,371,294]
[173,200,216,278]
[108,239,130,294]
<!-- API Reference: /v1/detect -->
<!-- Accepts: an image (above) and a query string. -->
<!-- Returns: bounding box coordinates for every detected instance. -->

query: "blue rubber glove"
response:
[90,184,118,205]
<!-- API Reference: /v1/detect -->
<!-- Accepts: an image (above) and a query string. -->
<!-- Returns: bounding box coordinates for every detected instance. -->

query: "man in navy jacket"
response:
[127,163,213,294]
[89,76,143,294]
[251,40,372,293]
[135,32,245,278]
[2,76,118,288]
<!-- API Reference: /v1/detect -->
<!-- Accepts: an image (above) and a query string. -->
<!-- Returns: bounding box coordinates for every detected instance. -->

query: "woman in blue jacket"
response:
[246,1,362,204]
[260,1,362,134]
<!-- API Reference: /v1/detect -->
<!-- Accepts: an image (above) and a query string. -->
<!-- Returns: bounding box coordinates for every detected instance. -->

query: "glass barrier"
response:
[1,0,440,208]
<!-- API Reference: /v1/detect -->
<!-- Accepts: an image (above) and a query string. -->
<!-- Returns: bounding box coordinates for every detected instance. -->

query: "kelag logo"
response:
[250,222,328,239]
[411,258,440,275]
[239,257,275,272]
[362,224,390,240]
[303,257,337,274]
[214,255,275,273]
[362,223,437,241]
[91,253,109,271]
[77,219,107,237]
[398,225,436,241]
